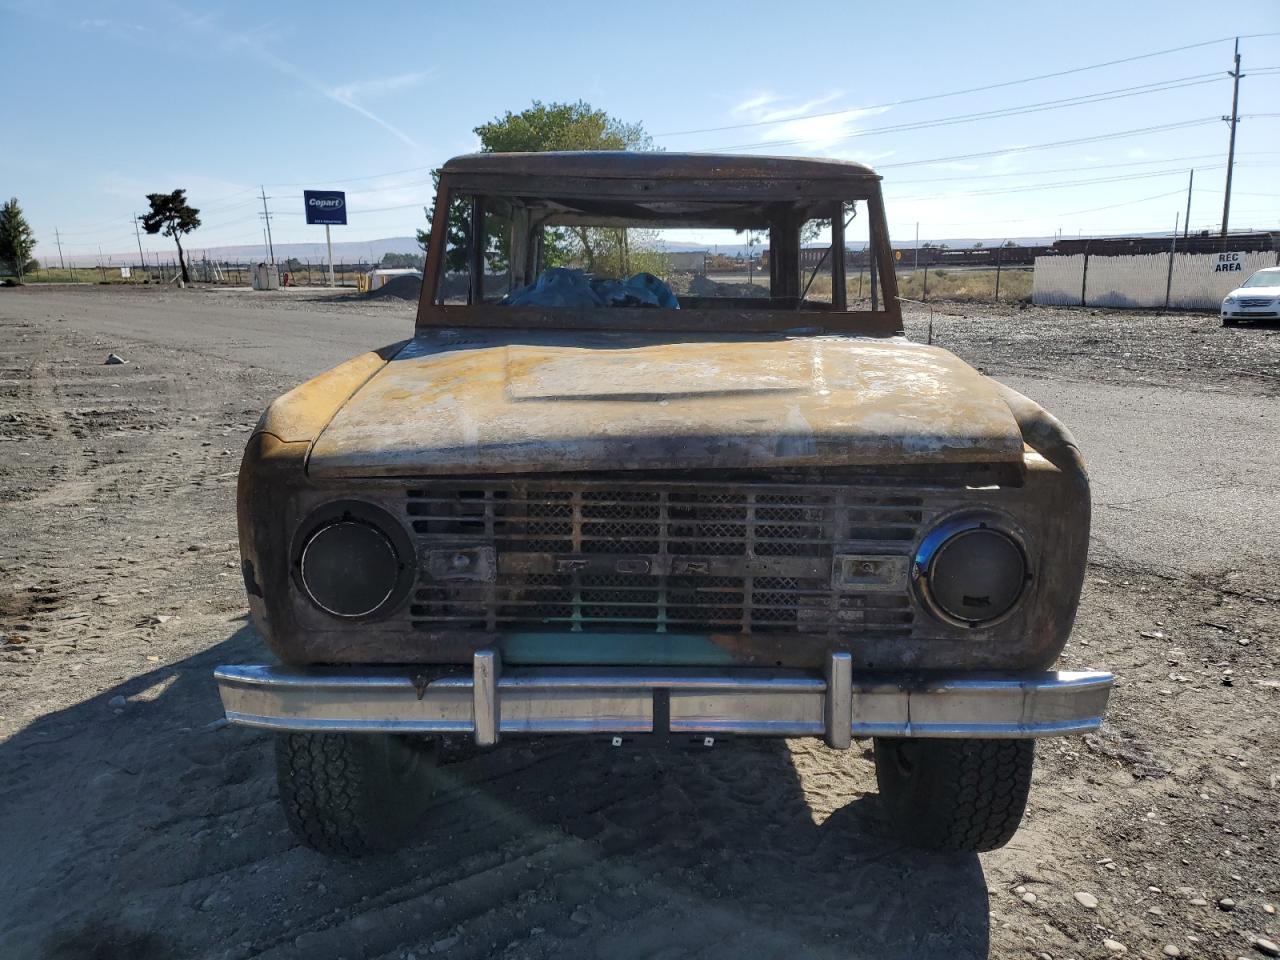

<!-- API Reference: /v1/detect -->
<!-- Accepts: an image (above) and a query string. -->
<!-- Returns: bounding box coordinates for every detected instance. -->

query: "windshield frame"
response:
[1242,268,1280,288]
[415,168,902,337]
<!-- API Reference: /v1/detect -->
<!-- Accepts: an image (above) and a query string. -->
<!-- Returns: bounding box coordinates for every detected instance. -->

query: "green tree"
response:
[139,189,201,284]
[415,205,431,256]
[474,100,651,153]
[0,198,37,282]
[424,100,653,274]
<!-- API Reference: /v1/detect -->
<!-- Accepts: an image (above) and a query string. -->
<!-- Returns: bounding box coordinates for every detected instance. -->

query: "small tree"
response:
[415,205,431,256]
[140,190,201,283]
[0,198,37,282]
[423,100,654,275]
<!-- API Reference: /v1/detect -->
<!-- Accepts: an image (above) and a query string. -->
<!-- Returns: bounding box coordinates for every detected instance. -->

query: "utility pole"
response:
[1183,170,1194,239]
[260,186,275,264]
[54,228,66,269]
[1220,37,1243,239]
[133,213,146,269]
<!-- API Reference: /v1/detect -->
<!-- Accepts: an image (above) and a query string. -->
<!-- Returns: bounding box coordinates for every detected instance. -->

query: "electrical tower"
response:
[260,186,276,264]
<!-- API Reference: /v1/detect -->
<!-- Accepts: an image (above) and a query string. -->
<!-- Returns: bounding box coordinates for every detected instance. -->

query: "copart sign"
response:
[303,190,347,226]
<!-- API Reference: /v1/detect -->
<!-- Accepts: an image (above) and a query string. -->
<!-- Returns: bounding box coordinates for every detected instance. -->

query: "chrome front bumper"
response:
[214,652,1113,748]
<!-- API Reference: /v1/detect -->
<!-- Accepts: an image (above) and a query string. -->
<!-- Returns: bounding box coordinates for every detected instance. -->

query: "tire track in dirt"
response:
[3,290,1278,960]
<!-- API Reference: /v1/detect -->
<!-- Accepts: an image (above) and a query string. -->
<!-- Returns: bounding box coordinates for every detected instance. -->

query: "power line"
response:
[903,189,1190,229]
[876,117,1223,170]
[654,33,1280,139]
[887,151,1277,185]
[888,165,1226,204]
[715,73,1229,152]
[265,163,435,190]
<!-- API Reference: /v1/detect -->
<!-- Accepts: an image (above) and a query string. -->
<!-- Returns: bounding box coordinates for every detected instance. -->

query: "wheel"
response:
[274,732,437,856]
[1222,317,1238,327]
[873,737,1034,853]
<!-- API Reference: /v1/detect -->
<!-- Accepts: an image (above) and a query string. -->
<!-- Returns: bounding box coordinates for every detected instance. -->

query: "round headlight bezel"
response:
[913,512,1032,629]
[291,500,415,621]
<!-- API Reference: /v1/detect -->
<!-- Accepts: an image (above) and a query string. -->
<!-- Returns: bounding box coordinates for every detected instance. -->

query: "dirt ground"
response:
[0,286,1277,960]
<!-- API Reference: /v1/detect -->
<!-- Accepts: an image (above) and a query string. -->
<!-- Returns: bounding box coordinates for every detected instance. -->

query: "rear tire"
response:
[274,732,436,857]
[874,737,1034,853]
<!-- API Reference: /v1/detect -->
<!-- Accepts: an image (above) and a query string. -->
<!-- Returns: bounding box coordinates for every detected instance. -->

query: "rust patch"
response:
[307,334,1025,478]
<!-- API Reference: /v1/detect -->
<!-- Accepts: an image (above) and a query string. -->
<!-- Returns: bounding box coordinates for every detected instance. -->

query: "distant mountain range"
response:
[65,231,1209,267]
[60,236,425,268]
[181,236,424,265]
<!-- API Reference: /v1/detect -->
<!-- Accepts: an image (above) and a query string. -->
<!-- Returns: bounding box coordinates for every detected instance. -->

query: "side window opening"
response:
[795,201,886,312]
[437,194,471,305]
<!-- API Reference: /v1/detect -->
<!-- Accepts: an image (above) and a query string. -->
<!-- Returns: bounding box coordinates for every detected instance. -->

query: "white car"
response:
[1222,265,1280,326]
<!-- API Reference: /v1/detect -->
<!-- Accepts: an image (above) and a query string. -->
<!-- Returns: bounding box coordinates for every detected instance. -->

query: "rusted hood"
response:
[306,331,1025,477]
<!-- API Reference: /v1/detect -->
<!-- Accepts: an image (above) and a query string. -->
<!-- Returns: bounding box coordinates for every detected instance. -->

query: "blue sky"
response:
[5,0,1278,262]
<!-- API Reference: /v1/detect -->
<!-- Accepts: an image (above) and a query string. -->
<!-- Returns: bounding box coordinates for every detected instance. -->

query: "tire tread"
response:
[274,732,428,857]
[874,737,1034,853]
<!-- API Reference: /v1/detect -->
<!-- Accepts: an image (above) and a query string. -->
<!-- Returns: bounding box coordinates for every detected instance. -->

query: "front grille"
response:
[1239,298,1274,308]
[405,480,936,636]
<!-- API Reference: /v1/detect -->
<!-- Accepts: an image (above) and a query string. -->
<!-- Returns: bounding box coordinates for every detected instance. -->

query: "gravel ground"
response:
[909,301,1280,398]
[0,286,1277,960]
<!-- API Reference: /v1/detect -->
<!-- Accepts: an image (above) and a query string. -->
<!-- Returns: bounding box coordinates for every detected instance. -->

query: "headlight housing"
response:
[293,502,413,619]
[914,514,1030,627]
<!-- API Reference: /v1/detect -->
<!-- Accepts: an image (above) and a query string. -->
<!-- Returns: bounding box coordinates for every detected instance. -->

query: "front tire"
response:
[274,732,436,857]
[874,737,1034,853]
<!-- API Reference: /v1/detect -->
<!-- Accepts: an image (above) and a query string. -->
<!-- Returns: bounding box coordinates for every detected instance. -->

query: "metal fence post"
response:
[994,245,1003,301]
[922,262,929,301]
[1080,242,1091,307]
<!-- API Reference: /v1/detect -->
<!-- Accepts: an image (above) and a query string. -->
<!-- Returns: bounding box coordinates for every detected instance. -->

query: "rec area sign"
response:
[304,190,347,226]
[1213,251,1244,273]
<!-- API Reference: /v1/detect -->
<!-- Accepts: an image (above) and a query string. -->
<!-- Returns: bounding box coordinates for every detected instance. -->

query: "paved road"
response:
[6,284,1276,580]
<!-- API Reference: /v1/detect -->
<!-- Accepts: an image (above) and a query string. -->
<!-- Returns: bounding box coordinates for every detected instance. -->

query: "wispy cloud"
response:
[731,90,845,125]
[725,90,889,156]
[232,38,423,149]
[330,72,429,104]
[77,16,151,38]
[171,7,424,150]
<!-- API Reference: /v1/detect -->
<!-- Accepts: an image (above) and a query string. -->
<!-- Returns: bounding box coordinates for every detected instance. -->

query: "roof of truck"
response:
[439,151,880,181]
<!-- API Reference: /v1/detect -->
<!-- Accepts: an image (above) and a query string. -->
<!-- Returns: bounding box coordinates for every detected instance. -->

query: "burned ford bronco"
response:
[216,152,1112,856]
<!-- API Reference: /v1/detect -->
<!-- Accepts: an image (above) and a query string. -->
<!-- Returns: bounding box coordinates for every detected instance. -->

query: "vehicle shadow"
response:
[1,625,990,960]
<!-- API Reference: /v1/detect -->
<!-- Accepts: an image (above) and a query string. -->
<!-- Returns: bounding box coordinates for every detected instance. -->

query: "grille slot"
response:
[406,481,933,636]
